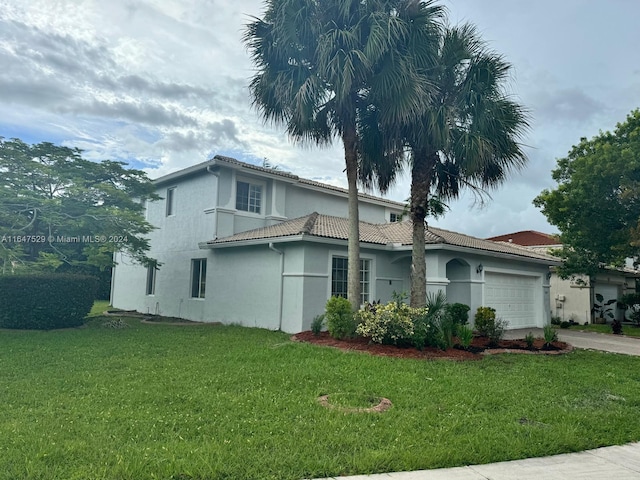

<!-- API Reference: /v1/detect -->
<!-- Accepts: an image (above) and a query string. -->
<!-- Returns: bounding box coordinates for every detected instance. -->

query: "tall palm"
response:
[244,0,443,310]
[405,24,530,307]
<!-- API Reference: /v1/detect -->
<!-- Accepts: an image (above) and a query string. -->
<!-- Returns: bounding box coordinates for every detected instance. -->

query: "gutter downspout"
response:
[269,242,284,331]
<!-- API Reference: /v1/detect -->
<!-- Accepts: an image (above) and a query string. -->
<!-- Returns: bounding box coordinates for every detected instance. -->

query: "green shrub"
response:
[524,332,535,349]
[411,292,447,350]
[325,296,356,340]
[310,314,325,335]
[474,307,497,337]
[0,274,98,330]
[445,303,470,326]
[457,325,474,350]
[356,301,414,345]
[543,324,558,346]
[550,316,562,325]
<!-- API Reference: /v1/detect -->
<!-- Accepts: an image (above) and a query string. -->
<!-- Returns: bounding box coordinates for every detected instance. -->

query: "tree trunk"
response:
[410,150,436,308]
[343,124,361,311]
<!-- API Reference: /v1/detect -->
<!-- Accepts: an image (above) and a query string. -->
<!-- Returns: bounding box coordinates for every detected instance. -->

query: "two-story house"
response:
[111,155,559,333]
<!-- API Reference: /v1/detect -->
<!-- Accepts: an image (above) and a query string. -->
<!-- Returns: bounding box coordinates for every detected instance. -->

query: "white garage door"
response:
[484,272,538,329]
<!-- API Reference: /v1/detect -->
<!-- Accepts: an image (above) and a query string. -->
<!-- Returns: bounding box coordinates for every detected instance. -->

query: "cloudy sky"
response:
[1,0,639,238]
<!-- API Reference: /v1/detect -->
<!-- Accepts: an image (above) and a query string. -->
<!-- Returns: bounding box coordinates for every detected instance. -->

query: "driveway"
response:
[505,328,640,356]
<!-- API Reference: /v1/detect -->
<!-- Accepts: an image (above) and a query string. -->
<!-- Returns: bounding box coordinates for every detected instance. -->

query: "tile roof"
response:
[486,230,560,246]
[206,213,559,263]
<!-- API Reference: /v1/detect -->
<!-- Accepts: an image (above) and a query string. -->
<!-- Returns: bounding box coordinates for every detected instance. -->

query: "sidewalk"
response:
[313,442,640,479]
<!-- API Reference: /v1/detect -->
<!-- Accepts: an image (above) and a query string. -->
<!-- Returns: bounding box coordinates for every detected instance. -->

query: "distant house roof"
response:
[202,213,560,264]
[486,230,561,247]
[153,154,406,209]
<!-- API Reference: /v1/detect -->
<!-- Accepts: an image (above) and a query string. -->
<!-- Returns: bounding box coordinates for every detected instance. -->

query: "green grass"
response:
[2,313,640,479]
[565,323,640,337]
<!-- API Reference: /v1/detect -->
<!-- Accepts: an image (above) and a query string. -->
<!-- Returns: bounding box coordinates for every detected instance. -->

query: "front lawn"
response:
[2,314,640,479]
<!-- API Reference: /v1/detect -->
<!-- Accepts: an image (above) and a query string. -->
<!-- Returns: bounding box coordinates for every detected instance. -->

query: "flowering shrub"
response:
[356,301,415,345]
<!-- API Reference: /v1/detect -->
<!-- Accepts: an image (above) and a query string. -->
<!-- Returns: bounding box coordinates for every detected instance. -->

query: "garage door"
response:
[484,272,538,328]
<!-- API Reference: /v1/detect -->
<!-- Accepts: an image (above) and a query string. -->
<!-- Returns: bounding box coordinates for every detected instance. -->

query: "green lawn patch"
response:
[2,312,640,479]
[566,323,640,337]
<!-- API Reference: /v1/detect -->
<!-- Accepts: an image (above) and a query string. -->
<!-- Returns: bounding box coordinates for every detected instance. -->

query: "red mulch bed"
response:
[292,331,572,360]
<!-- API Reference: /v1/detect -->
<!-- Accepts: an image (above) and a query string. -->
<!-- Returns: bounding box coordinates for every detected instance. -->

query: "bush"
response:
[474,307,497,337]
[543,324,558,346]
[325,296,356,340]
[356,301,414,345]
[0,274,98,330]
[612,319,623,335]
[550,316,561,325]
[457,325,474,350]
[560,321,571,329]
[445,303,470,326]
[524,332,535,349]
[411,292,448,350]
[310,314,325,335]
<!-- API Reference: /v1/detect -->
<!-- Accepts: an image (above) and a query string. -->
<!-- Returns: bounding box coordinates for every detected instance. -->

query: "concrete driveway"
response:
[505,328,640,356]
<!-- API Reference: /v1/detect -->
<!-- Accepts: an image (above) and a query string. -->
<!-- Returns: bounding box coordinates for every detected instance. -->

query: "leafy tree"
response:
[362,24,529,307]
[0,137,159,275]
[534,109,640,277]
[244,0,443,309]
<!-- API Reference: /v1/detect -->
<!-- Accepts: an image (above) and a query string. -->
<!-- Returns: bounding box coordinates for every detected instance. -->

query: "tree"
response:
[244,0,443,309]
[365,24,529,307]
[0,137,159,274]
[534,109,640,277]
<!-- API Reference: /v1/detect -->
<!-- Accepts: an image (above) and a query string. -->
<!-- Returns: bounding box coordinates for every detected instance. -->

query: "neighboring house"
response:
[487,230,640,323]
[111,156,559,333]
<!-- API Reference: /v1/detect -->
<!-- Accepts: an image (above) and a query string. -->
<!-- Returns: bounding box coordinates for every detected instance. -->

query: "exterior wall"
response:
[550,274,591,323]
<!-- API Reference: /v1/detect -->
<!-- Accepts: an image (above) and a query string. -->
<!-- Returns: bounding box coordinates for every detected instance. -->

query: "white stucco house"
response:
[488,230,640,323]
[111,155,559,333]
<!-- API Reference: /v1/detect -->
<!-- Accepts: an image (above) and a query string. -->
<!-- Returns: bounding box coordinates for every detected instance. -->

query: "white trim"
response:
[235,175,266,217]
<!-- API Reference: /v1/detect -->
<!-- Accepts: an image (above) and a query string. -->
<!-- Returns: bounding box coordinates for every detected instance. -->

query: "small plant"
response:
[445,303,470,326]
[543,324,558,346]
[474,306,497,337]
[524,332,535,349]
[611,319,623,335]
[439,313,456,349]
[325,296,356,340]
[550,316,561,325]
[310,314,325,335]
[457,325,474,350]
[560,321,571,329]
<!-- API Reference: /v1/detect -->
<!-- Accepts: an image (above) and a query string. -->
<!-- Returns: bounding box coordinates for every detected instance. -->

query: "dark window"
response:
[166,187,176,216]
[146,263,157,295]
[191,259,207,298]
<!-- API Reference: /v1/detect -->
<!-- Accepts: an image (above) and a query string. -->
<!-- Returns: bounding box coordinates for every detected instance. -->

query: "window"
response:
[236,181,262,214]
[190,259,207,298]
[166,187,176,216]
[389,212,402,223]
[145,263,157,295]
[331,257,371,304]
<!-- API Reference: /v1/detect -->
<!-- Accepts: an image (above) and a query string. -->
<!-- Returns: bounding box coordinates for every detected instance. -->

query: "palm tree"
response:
[405,24,530,307]
[244,0,443,310]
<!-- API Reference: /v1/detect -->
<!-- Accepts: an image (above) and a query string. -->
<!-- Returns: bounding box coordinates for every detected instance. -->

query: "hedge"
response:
[0,274,98,330]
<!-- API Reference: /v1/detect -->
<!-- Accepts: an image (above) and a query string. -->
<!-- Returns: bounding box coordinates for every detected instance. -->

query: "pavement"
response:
[312,327,640,480]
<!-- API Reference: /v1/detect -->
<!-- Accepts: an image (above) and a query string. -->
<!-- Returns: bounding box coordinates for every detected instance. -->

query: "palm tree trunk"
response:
[410,150,436,308]
[343,124,361,311]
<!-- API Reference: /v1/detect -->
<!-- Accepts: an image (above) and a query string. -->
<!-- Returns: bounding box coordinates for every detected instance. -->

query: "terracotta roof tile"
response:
[207,213,559,263]
[487,230,560,246]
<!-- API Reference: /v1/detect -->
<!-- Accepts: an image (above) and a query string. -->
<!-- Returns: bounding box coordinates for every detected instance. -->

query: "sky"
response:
[1,0,639,238]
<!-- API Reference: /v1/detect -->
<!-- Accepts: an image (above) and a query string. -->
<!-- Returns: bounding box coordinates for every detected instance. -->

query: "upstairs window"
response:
[389,212,402,223]
[166,187,176,216]
[236,181,262,214]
